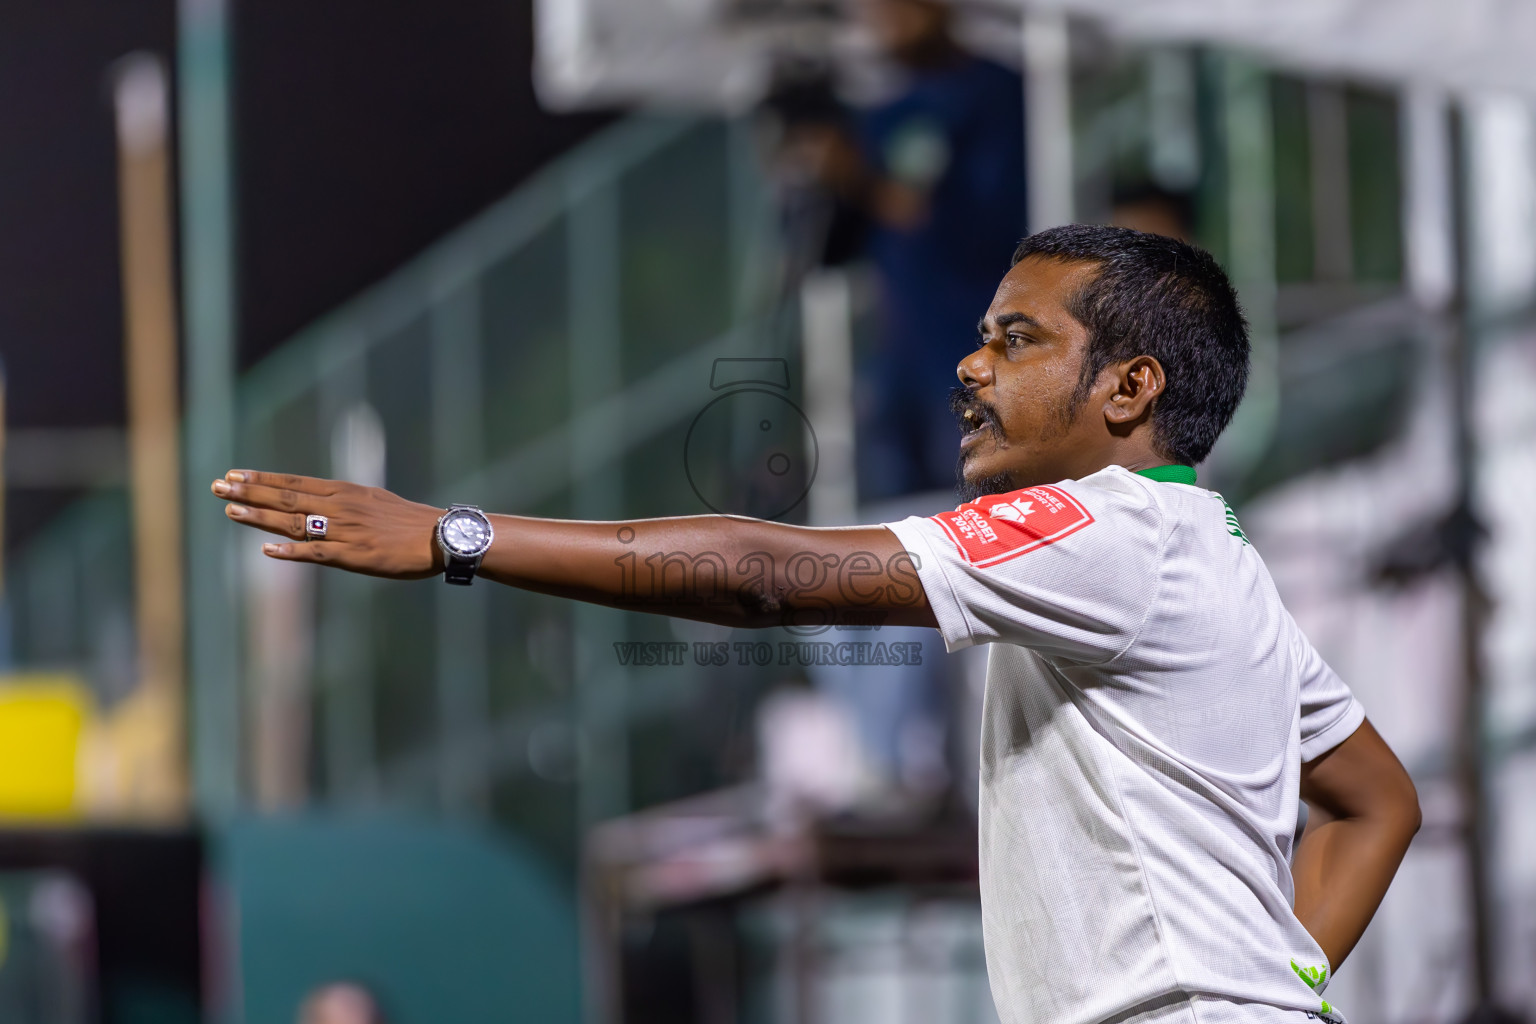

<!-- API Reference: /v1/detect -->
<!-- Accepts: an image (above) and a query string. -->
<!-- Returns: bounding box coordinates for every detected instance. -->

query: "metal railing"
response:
[8,115,800,843]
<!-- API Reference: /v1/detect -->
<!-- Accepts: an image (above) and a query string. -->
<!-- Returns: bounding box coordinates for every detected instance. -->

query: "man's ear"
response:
[1103,355,1166,429]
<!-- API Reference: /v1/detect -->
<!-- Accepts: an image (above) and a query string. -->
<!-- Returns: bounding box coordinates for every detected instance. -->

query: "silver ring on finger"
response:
[303,514,329,541]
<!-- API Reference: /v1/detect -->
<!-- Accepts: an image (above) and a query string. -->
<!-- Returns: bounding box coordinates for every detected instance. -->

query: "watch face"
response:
[442,510,491,557]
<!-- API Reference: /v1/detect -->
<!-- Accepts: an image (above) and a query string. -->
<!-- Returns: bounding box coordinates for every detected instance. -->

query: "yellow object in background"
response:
[0,676,91,820]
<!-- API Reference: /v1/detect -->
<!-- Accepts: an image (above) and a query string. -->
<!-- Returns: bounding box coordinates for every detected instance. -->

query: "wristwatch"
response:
[436,505,494,585]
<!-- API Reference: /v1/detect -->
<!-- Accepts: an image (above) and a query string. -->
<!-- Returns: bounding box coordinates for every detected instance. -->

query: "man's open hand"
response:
[211,470,445,580]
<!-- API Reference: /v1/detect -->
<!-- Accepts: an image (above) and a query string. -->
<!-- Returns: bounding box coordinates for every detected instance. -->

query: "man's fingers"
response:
[213,478,328,516]
[224,469,339,496]
[261,540,340,564]
[225,503,307,539]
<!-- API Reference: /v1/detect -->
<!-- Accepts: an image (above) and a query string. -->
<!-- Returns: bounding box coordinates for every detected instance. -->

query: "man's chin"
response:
[954,457,1020,503]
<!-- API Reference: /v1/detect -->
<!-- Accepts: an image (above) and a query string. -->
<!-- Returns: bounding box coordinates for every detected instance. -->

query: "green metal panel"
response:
[216,816,579,1024]
[7,114,774,828]
[179,0,242,816]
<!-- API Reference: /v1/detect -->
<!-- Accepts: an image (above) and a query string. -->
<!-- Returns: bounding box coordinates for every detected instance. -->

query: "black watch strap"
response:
[443,552,482,586]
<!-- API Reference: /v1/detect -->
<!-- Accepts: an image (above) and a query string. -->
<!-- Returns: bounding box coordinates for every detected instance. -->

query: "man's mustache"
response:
[949,387,999,435]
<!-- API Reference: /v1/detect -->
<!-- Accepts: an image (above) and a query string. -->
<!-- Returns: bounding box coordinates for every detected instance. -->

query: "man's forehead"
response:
[982,256,1095,333]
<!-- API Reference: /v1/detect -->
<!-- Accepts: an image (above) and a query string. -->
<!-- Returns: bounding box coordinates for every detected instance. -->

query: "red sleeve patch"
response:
[929,485,1094,567]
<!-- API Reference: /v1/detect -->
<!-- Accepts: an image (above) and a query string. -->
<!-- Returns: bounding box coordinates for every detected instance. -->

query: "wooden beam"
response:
[113,53,187,818]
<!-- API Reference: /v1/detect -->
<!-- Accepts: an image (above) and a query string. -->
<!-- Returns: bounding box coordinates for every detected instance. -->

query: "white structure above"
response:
[534,0,1536,112]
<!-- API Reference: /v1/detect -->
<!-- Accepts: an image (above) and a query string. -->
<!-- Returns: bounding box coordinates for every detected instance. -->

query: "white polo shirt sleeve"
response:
[882,472,1163,663]
[1294,624,1366,762]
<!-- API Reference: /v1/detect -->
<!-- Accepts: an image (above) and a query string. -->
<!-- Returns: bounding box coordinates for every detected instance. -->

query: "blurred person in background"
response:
[787,0,1027,500]
[1109,182,1196,243]
[214,225,1420,1024]
[297,982,387,1024]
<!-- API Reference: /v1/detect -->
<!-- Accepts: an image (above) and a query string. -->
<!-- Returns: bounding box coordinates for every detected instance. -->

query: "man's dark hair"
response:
[1011,224,1249,466]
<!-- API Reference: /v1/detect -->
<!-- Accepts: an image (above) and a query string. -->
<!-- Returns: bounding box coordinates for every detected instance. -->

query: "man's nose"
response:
[958,346,992,389]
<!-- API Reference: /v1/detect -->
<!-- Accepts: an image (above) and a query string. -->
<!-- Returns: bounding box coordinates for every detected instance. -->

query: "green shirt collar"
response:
[1133,464,1198,485]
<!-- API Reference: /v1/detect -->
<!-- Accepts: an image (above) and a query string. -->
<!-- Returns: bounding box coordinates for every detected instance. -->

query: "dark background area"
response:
[0,0,609,547]
[0,828,204,1024]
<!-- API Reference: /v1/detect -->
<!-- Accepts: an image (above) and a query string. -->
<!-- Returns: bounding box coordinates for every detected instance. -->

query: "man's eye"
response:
[1007,333,1028,349]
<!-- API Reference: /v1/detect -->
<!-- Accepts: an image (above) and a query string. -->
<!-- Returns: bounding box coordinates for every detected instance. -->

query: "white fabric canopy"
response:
[1041,0,1536,97]
[535,0,1536,110]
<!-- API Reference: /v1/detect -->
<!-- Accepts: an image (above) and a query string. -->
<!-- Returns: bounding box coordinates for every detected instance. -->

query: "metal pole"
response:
[1021,11,1074,231]
[114,53,189,816]
[801,270,856,526]
[432,274,490,815]
[1212,54,1280,485]
[320,370,382,803]
[179,0,242,813]
[569,164,628,1024]
[1446,101,1496,1012]
[1402,86,1455,314]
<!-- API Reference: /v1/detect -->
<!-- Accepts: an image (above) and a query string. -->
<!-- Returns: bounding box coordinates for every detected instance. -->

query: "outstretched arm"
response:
[1292,718,1421,971]
[211,469,938,630]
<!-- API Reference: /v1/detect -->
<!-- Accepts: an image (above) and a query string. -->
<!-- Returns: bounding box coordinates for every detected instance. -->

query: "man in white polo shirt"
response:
[214,225,1421,1024]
